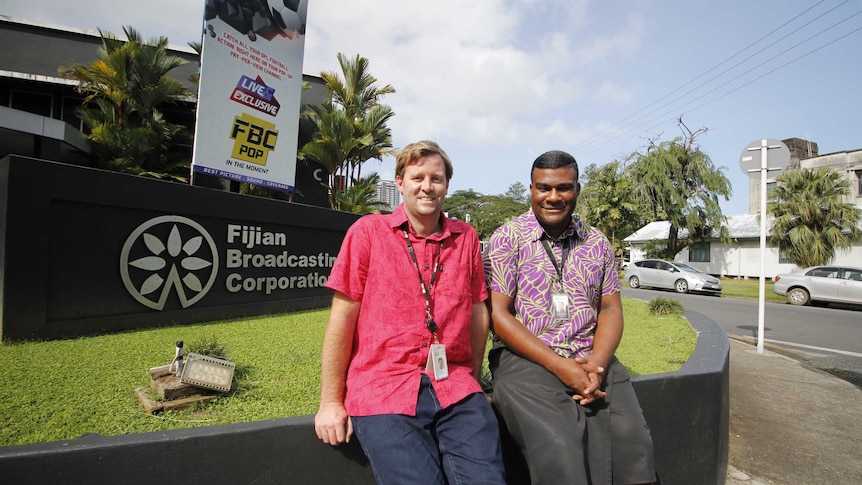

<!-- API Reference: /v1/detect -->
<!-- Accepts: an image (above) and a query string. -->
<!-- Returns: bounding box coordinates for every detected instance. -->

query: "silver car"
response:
[773,265,862,306]
[625,259,722,295]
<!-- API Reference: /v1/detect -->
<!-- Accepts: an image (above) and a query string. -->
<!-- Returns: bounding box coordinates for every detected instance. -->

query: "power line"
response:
[483,1,862,193]
[571,1,858,157]
[570,0,839,155]
[573,9,862,161]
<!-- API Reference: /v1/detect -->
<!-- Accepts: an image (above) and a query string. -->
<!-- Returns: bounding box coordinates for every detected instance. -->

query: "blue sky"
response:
[4,0,860,215]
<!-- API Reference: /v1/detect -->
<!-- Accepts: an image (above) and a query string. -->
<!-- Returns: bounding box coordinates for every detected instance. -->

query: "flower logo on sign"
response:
[120,216,219,310]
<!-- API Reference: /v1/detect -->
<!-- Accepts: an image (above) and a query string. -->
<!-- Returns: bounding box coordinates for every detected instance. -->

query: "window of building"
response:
[689,242,710,262]
[10,90,52,117]
[61,96,86,131]
[855,170,862,197]
[778,247,793,264]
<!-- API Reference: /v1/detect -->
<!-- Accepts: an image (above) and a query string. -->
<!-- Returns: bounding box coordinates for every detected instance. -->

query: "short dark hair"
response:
[531,150,579,181]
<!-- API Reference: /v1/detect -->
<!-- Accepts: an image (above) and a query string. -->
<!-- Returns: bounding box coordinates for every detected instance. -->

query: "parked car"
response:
[625,259,722,295]
[773,265,862,306]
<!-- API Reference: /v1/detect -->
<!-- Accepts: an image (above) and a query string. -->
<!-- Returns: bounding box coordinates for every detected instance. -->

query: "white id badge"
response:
[425,343,449,381]
[551,292,570,320]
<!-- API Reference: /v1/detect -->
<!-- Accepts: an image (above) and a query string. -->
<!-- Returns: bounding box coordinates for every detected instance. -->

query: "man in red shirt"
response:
[314,140,505,484]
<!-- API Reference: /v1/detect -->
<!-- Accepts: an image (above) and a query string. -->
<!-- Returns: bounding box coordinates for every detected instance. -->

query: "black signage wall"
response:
[0,155,359,341]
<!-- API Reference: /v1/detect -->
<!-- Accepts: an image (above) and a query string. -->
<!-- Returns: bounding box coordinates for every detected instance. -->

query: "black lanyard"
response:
[541,238,568,285]
[403,229,444,338]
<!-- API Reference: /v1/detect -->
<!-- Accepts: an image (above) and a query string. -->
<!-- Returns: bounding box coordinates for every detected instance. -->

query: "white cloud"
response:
[302,0,646,152]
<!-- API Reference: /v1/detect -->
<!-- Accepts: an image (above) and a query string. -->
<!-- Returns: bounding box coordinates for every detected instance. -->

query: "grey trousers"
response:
[490,348,656,485]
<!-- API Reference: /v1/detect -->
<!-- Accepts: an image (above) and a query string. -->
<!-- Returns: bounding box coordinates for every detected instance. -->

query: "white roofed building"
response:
[624,214,862,279]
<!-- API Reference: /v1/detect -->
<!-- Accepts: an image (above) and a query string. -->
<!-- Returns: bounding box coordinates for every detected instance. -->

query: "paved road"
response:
[621,287,862,387]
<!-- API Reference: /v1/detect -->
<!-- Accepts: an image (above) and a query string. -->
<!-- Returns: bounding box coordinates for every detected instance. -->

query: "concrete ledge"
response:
[0,311,728,485]
[635,310,730,485]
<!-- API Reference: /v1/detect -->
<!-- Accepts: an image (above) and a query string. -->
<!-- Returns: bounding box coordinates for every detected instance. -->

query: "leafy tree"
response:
[59,26,193,182]
[768,167,862,267]
[444,184,529,240]
[334,173,390,214]
[577,160,645,255]
[630,119,731,258]
[504,182,529,205]
[300,53,395,208]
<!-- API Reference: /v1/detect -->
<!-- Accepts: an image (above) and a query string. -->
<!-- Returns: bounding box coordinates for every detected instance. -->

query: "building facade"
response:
[374,178,399,211]
[749,137,862,214]
[0,15,330,205]
[626,136,862,279]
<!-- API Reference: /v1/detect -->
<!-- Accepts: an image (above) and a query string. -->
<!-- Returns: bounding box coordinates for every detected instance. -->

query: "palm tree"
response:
[60,26,193,181]
[578,160,643,254]
[301,53,395,206]
[333,173,390,214]
[768,167,862,267]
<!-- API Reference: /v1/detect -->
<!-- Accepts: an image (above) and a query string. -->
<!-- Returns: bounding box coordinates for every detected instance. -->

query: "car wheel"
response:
[787,288,810,306]
[628,276,640,288]
[674,279,689,293]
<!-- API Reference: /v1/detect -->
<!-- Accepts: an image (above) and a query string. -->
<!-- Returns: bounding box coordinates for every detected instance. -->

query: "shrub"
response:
[185,333,229,359]
[649,297,686,316]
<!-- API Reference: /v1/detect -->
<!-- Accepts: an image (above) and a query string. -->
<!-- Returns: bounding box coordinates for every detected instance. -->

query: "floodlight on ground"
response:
[180,353,235,392]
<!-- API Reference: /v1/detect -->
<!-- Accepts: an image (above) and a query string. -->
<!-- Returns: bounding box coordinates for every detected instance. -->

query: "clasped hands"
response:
[556,355,607,406]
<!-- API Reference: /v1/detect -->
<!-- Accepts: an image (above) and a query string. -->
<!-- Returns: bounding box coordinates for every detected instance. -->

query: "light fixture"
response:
[180,353,235,392]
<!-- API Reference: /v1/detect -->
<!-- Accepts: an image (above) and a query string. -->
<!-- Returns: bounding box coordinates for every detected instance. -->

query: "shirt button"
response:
[422,342,428,347]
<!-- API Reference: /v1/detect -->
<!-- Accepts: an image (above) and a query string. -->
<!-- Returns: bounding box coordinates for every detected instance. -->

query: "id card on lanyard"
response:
[542,238,570,320]
[403,229,449,381]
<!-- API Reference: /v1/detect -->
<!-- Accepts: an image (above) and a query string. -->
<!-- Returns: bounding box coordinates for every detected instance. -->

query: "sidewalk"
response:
[724,337,862,484]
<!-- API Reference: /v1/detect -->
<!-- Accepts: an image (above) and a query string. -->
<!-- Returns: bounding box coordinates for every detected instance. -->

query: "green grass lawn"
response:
[0,299,695,447]
[717,276,786,303]
[620,272,787,303]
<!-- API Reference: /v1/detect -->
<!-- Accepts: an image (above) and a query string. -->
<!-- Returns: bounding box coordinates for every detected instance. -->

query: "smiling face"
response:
[397,153,450,229]
[530,165,580,239]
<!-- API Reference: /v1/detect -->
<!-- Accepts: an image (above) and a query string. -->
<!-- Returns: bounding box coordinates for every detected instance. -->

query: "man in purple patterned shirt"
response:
[485,150,655,484]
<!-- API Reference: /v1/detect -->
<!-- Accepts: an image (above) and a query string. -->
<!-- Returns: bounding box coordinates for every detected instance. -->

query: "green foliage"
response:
[768,167,862,268]
[444,184,529,240]
[334,173,391,214]
[300,53,395,208]
[185,334,229,359]
[629,121,731,258]
[503,182,529,205]
[648,297,686,316]
[642,240,670,260]
[578,160,646,255]
[59,26,193,181]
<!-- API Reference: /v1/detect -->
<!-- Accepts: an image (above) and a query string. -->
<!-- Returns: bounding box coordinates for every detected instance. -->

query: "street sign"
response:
[739,138,790,178]
[739,137,791,354]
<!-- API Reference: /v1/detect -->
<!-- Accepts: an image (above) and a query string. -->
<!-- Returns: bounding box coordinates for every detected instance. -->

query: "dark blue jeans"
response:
[352,374,505,485]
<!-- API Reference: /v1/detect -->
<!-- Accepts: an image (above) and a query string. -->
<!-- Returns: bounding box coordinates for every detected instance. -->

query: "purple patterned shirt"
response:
[485,211,620,358]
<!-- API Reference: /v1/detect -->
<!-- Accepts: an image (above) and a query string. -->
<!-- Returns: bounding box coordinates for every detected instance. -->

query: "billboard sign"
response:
[192,0,308,192]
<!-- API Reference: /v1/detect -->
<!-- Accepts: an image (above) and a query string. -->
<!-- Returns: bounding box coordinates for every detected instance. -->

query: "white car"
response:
[773,265,862,306]
[625,259,722,295]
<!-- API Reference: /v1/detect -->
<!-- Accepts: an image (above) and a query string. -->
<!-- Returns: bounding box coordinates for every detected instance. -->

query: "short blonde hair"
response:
[395,140,453,180]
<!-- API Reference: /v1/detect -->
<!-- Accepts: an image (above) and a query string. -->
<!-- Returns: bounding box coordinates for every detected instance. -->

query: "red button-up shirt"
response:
[325,205,488,416]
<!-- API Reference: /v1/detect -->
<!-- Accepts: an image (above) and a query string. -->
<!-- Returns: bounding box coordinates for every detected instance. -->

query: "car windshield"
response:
[674,263,700,273]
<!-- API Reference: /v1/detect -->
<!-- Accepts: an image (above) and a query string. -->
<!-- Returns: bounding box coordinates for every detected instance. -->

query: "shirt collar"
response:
[526,211,589,243]
[388,204,459,239]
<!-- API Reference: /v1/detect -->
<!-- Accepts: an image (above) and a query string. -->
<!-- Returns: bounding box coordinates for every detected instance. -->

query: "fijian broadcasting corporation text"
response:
[225,224,335,295]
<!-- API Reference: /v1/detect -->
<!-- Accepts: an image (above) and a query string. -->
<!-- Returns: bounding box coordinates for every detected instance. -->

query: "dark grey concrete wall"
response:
[0,311,728,485]
[0,155,359,341]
